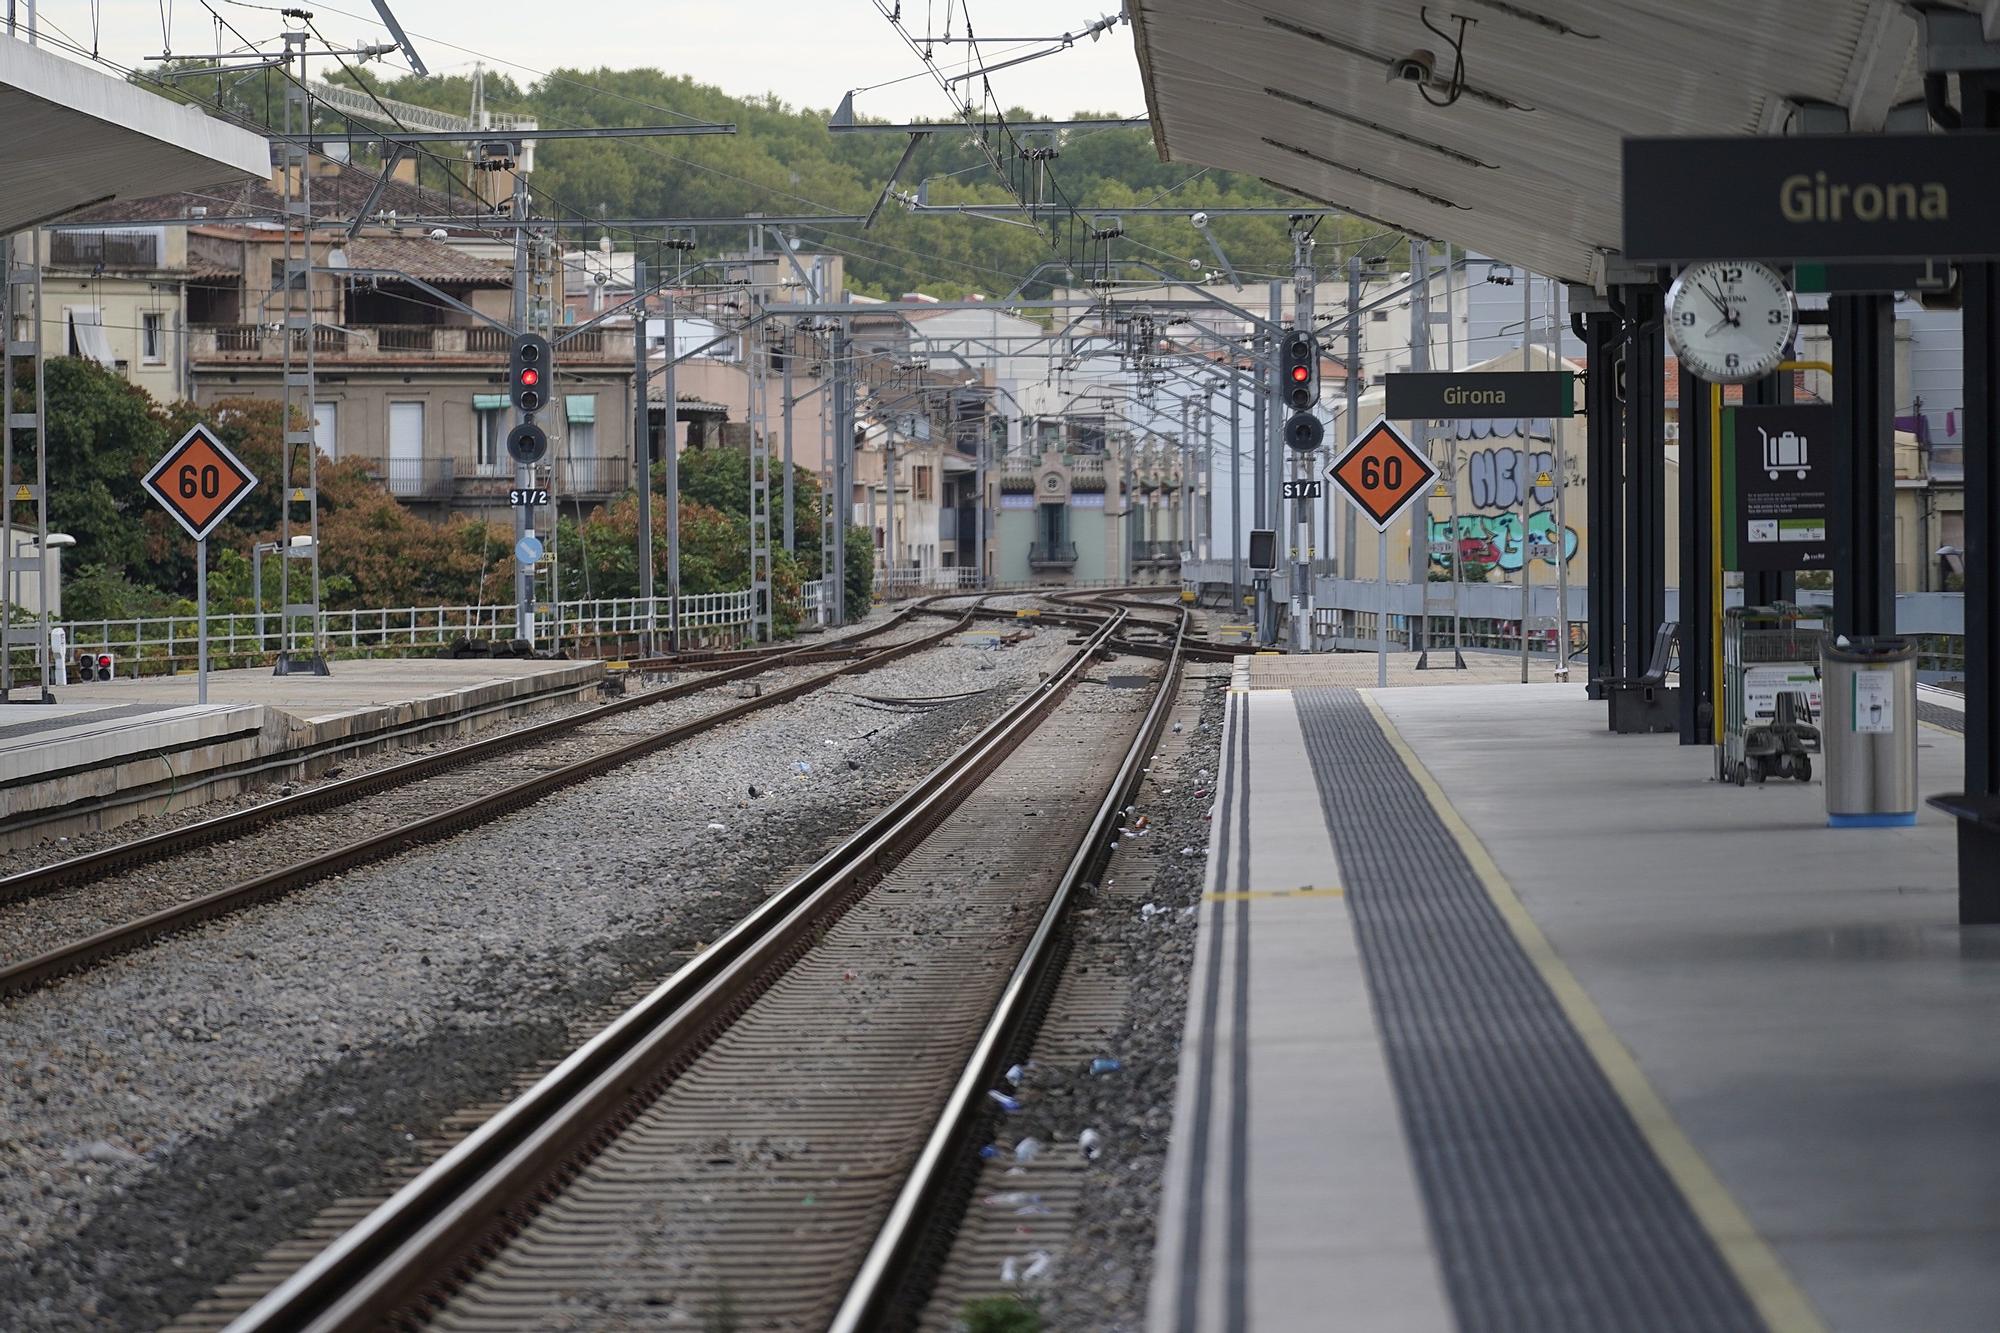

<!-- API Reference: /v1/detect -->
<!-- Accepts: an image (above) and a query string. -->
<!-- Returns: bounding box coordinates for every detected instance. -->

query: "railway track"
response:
[212,597,1184,1332]
[0,599,988,999]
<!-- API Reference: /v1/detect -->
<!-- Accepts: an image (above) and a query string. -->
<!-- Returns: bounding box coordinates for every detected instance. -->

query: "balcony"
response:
[51,229,162,269]
[191,323,626,364]
[1029,541,1078,569]
[375,456,456,500]
[370,455,630,504]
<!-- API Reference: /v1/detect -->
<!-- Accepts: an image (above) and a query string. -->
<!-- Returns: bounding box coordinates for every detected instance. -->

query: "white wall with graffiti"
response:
[1334,344,1684,585]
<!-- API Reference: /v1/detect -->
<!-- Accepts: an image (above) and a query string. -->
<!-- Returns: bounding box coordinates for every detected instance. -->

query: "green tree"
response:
[36,356,169,576]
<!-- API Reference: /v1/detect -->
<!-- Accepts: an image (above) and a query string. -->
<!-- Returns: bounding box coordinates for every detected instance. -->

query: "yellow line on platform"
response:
[1203,886,1344,902]
[1360,692,1829,1333]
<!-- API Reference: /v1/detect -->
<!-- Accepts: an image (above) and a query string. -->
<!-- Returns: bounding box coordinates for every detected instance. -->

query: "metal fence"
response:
[46,582,835,677]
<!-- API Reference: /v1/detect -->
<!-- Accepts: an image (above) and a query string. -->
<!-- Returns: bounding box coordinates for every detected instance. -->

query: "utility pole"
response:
[275,27,327,675]
[1230,368,1243,609]
[1260,280,1283,645]
[1551,276,1572,678]
[1407,238,1431,653]
[830,319,852,623]
[632,261,654,656]
[782,331,796,552]
[510,169,534,644]
[1289,223,1315,652]
[664,306,681,650]
[1344,254,1362,587]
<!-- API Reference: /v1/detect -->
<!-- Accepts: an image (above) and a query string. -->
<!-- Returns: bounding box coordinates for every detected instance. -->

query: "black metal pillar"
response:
[1583,310,1624,696]
[1622,285,1667,688]
[1741,369,1797,605]
[1956,68,2000,923]
[1677,361,1715,744]
[1828,295,1895,638]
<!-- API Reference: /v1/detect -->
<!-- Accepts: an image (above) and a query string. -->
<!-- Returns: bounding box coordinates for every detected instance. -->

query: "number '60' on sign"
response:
[1329,416,1439,532]
[141,423,260,541]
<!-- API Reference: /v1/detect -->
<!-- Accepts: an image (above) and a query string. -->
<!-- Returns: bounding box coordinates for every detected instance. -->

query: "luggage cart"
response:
[1721,604,1825,786]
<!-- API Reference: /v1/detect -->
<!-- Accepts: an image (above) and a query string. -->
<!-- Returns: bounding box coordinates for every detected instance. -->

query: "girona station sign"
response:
[1622,132,2000,263]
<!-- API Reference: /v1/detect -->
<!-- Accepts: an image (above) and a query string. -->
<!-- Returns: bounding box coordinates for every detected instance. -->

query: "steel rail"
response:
[833,606,1190,1330]
[0,609,931,910]
[0,607,976,1000]
[220,605,1131,1333]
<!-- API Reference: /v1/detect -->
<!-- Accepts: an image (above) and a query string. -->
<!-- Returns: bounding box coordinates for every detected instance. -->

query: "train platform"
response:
[1152,674,1992,1333]
[0,657,601,845]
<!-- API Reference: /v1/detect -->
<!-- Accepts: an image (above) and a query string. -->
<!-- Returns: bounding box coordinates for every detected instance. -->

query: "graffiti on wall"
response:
[1433,444,1578,571]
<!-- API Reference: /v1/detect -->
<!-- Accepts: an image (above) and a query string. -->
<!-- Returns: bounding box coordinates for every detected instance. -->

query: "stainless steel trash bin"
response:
[1821,636,1918,827]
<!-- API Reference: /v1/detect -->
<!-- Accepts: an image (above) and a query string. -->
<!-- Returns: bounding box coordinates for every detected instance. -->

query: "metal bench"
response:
[1603,621,1680,734]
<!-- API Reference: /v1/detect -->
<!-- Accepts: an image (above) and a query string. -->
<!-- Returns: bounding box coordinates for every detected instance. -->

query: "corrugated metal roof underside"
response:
[0,37,269,234]
[1128,0,1960,285]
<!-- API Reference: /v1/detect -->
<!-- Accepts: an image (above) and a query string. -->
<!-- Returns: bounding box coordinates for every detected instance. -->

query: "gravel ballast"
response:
[0,622,1077,1332]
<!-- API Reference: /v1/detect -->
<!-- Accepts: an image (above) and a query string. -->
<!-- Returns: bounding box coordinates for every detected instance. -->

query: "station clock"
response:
[1664,260,1794,384]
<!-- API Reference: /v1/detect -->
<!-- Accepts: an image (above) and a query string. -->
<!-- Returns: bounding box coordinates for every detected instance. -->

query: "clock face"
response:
[1665,260,1794,384]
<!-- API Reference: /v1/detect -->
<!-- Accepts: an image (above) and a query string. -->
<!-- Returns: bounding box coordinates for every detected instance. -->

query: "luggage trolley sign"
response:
[141,424,259,541]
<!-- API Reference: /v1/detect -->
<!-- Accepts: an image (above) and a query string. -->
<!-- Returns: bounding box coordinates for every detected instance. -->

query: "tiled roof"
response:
[63,163,493,228]
[342,236,510,284]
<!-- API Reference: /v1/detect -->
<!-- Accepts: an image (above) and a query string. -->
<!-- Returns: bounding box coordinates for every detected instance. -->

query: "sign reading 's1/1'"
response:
[140,424,259,540]
[1281,479,1323,500]
[1383,371,1574,420]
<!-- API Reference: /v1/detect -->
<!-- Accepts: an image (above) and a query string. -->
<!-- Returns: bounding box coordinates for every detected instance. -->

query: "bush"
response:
[960,1296,1042,1333]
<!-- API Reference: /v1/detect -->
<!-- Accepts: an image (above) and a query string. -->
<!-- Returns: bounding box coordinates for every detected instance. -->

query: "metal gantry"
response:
[274,30,329,676]
[0,231,51,700]
[743,234,774,643]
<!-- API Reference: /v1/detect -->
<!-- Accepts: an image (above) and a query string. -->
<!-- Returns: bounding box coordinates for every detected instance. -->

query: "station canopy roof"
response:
[1127,1,1964,287]
[0,38,270,235]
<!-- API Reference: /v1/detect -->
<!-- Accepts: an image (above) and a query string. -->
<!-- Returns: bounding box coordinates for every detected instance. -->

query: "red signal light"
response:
[97,655,111,667]
[519,367,540,387]
[1290,366,1310,382]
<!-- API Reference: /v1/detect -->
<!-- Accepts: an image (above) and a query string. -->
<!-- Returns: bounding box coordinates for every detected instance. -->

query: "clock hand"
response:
[1699,282,1730,317]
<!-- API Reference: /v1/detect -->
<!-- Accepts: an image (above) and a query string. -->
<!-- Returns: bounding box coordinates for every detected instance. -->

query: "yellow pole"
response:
[1710,383,1724,748]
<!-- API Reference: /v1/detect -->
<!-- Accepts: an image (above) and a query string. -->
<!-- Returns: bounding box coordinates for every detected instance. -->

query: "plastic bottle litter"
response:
[1004,1063,1028,1086]
[1090,1057,1122,1076]
[792,760,812,775]
[1013,1137,1043,1163]
[1078,1128,1103,1161]
[986,1090,1023,1113]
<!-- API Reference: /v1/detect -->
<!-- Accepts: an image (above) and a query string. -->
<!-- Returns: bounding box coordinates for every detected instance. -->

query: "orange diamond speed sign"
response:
[142,424,259,541]
[1329,416,1438,531]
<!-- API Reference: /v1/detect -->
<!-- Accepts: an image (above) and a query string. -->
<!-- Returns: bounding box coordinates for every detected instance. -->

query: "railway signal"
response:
[1281,330,1318,410]
[510,333,551,414]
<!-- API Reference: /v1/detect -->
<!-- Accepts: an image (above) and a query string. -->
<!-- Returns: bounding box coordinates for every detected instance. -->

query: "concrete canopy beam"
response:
[0,39,269,234]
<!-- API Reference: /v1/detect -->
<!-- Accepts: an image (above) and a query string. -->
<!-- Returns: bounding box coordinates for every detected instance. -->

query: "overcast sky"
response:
[43,0,1146,120]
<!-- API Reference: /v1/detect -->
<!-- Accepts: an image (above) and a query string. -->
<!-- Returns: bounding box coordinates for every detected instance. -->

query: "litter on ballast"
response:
[986,1090,1023,1113]
[1013,1137,1043,1163]
[1078,1128,1104,1161]
[1090,1057,1122,1076]
[706,822,726,831]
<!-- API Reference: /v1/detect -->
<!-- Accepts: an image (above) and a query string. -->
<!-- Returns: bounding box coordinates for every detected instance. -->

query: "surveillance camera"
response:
[1190,211,1209,229]
[1388,49,1436,84]
[429,227,448,240]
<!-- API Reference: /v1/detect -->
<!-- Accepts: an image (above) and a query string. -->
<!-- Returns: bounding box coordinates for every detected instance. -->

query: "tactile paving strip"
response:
[1292,686,1766,1333]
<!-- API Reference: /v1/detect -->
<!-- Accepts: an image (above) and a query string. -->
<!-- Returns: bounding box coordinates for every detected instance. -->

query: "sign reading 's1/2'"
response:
[1623,132,2000,262]
[509,488,551,507]
[1384,371,1574,420]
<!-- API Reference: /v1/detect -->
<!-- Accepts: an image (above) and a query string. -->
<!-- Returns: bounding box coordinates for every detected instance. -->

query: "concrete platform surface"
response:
[1378,685,1991,1333]
[1236,648,1551,690]
[0,657,602,840]
[1155,676,1992,1332]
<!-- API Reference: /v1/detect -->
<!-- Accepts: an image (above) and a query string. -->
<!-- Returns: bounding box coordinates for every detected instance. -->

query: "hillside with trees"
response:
[175,63,1392,297]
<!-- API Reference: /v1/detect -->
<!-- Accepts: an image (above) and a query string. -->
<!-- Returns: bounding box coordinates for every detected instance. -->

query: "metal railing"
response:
[190,324,628,361]
[47,582,836,677]
[50,229,161,269]
[377,457,455,499]
[879,566,980,595]
[1029,541,1079,569]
